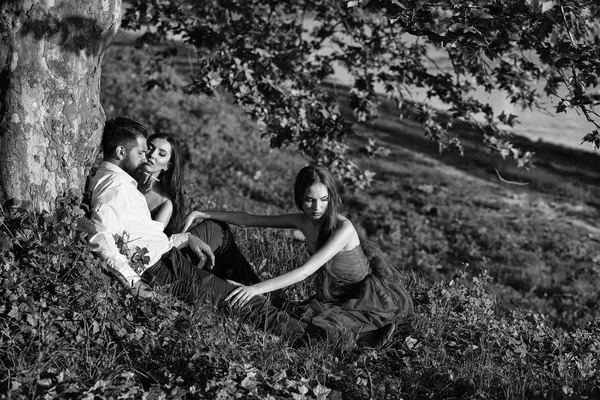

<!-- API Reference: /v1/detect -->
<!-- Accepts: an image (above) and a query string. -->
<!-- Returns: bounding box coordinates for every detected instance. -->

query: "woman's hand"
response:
[225,281,260,308]
[137,172,155,194]
[182,210,209,232]
[188,234,215,268]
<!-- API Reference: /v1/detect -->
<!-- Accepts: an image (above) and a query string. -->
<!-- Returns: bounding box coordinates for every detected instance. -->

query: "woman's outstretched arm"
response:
[225,219,357,307]
[182,209,302,231]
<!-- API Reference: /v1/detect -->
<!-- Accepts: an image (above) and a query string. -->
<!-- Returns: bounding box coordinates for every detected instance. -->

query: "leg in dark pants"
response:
[141,247,306,339]
[185,219,260,285]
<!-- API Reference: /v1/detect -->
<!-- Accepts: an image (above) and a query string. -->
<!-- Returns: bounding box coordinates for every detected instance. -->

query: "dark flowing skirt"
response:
[303,240,415,335]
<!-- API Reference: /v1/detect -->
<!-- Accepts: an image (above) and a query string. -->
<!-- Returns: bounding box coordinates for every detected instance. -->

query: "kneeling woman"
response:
[183,165,415,347]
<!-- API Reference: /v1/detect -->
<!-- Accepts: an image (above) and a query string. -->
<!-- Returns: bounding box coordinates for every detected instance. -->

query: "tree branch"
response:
[495,168,529,186]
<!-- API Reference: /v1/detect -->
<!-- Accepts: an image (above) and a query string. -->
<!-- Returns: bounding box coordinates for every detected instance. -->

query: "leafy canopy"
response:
[122,0,600,186]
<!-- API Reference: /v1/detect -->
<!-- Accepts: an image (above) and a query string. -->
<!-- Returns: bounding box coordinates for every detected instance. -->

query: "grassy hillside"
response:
[1,34,600,399]
[104,33,600,329]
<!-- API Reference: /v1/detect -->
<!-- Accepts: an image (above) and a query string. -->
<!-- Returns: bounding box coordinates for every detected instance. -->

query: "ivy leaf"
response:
[241,372,259,390]
[8,305,20,320]
[313,384,331,399]
[0,232,13,253]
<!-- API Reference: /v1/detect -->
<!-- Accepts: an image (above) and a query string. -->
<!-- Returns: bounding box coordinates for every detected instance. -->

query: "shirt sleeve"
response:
[169,232,190,249]
[89,184,141,289]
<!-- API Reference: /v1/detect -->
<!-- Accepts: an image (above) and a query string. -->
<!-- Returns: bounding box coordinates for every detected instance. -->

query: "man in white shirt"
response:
[88,117,305,336]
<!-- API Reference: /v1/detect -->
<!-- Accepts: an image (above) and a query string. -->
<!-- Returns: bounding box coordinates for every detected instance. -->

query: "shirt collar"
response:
[99,161,138,186]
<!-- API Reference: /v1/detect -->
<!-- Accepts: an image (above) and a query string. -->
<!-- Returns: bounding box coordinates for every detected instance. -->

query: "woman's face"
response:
[302,183,329,222]
[144,138,172,175]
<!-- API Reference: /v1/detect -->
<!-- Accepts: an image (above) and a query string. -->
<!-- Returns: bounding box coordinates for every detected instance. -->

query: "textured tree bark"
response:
[0,0,121,211]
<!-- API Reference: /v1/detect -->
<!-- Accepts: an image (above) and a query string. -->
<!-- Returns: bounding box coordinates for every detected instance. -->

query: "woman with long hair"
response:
[138,133,185,235]
[137,133,260,285]
[183,165,415,347]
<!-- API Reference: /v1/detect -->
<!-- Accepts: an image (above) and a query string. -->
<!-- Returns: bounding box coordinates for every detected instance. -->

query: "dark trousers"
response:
[185,219,260,285]
[141,220,306,337]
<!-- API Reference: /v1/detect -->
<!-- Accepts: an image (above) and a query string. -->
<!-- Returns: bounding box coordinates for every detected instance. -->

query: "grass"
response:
[3,200,599,399]
[1,33,600,399]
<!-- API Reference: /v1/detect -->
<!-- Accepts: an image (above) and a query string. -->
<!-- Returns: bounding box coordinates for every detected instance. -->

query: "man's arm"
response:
[89,205,141,287]
[169,232,216,268]
[89,187,153,297]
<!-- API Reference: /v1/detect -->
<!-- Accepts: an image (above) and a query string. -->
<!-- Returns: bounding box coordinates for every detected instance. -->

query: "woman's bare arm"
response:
[153,199,173,229]
[226,219,357,306]
[182,209,304,231]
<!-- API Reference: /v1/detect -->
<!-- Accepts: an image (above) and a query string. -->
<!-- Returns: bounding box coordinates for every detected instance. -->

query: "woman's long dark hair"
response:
[148,133,184,235]
[294,165,342,247]
[294,165,342,300]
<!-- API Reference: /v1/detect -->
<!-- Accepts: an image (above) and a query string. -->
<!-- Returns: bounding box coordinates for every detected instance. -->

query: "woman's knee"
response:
[187,219,229,245]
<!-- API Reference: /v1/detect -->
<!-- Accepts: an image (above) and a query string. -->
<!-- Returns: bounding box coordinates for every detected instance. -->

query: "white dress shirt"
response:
[88,161,188,288]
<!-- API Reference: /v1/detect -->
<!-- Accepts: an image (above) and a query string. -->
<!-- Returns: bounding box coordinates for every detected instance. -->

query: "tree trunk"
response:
[0,0,121,211]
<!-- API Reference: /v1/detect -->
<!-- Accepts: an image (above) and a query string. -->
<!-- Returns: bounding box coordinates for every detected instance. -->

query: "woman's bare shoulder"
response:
[336,215,360,247]
[337,214,356,228]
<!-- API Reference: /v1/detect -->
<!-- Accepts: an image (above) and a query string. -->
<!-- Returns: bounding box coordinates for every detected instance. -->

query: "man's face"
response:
[120,136,148,177]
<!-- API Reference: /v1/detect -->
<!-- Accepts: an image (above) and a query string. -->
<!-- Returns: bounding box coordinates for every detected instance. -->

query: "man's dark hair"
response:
[102,117,148,157]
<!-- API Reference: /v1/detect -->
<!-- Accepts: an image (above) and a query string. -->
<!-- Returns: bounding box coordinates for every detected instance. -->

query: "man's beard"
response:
[122,159,146,182]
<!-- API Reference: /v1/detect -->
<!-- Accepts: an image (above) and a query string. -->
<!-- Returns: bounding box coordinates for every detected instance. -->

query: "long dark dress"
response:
[302,240,415,335]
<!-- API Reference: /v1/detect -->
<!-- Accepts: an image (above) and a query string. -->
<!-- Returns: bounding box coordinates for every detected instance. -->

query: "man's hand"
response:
[188,234,216,269]
[131,280,157,299]
[182,210,209,232]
